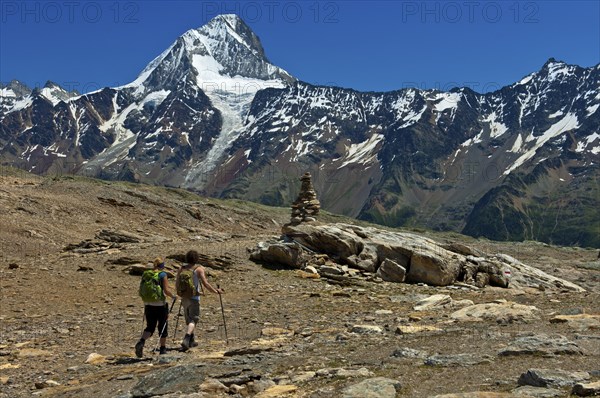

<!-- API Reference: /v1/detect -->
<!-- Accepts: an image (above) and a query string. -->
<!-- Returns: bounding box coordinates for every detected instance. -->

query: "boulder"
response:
[494,254,585,292]
[350,325,383,334]
[250,241,307,269]
[391,347,428,359]
[498,334,584,357]
[85,353,107,365]
[199,378,228,394]
[316,368,374,378]
[517,369,590,388]
[572,381,600,396]
[413,294,452,311]
[376,259,406,282]
[396,325,442,334]
[549,314,600,331]
[424,354,493,367]
[96,229,142,243]
[451,302,539,323]
[266,223,585,290]
[408,250,462,286]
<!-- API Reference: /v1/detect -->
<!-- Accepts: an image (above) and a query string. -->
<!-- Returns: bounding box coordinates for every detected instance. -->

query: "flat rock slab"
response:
[396,325,443,334]
[342,377,401,398]
[391,347,429,359]
[451,302,539,323]
[572,380,600,396]
[424,354,493,367]
[498,334,584,357]
[518,368,590,387]
[350,325,383,334]
[512,386,565,397]
[413,294,452,311]
[550,314,600,331]
[316,367,374,378]
[130,364,206,397]
[255,385,298,397]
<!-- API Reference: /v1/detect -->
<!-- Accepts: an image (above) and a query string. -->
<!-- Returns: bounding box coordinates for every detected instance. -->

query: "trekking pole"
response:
[217,285,229,345]
[172,300,183,344]
[156,297,177,353]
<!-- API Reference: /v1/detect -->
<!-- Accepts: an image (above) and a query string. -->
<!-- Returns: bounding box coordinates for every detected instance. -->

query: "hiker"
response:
[135,258,176,357]
[176,250,224,351]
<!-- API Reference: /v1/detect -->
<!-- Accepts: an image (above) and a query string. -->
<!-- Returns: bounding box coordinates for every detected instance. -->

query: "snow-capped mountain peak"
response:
[124,14,294,97]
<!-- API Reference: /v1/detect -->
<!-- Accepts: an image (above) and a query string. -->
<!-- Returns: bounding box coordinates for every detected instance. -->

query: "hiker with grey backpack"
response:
[135,258,177,357]
[176,250,224,351]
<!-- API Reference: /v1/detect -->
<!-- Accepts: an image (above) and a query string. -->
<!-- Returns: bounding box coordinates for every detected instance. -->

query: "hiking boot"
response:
[181,334,191,351]
[159,346,167,355]
[190,334,198,347]
[134,340,144,358]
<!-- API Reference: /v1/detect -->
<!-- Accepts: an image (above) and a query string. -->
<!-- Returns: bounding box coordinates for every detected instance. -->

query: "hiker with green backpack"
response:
[176,250,224,351]
[135,258,177,357]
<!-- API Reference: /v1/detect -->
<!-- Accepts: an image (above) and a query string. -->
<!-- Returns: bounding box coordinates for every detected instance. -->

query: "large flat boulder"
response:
[283,223,465,286]
[268,223,586,291]
[498,334,584,357]
[451,301,539,323]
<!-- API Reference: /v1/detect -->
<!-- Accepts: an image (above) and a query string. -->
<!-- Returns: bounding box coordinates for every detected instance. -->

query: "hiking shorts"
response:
[144,304,169,338]
[182,298,200,325]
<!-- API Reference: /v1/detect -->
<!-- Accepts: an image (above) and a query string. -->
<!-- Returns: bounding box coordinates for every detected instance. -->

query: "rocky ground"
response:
[0,169,599,398]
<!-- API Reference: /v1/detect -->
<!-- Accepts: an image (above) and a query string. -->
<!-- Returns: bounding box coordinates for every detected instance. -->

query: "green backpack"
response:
[177,267,199,298]
[139,270,165,302]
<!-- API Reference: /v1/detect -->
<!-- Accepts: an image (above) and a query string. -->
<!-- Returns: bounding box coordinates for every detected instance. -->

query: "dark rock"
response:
[97,229,142,243]
[424,354,493,367]
[517,368,590,387]
[391,347,428,359]
[499,334,585,357]
[130,364,206,397]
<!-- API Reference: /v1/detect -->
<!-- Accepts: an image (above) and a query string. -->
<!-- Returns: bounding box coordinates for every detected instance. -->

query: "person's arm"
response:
[196,267,223,294]
[162,272,176,299]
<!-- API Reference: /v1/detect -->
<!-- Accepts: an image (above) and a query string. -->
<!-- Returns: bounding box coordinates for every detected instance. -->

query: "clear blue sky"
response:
[1,1,599,94]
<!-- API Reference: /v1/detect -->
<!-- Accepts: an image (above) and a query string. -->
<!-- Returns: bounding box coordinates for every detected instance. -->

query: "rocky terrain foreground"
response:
[0,169,599,398]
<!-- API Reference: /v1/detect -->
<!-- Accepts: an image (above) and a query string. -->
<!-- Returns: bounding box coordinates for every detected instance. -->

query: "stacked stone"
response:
[290,172,320,224]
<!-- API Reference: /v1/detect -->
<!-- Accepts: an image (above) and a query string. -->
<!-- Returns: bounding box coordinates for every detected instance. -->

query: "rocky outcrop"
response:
[250,222,585,290]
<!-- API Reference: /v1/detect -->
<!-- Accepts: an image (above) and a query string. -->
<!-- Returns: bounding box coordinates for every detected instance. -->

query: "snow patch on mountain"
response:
[183,52,287,188]
[431,92,461,122]
[0,88,16,98]
[483,112,509,138]
[587,104,599,116]
[504,113,580,175]
[509,133,524,153]
[337,133,384,168]
[516,74,534,86]
[140,90,171,108]
[576,133,600,154]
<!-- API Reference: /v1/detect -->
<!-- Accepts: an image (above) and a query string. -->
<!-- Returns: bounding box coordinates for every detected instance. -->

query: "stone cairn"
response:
[290,172,320,224]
